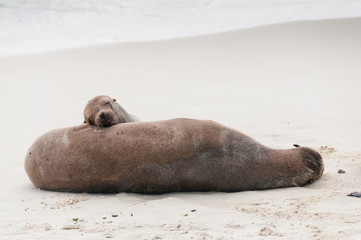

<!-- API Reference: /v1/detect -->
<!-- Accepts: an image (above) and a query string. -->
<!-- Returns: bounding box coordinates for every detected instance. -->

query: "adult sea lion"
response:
[83,95,138,127]
[25,118,324,193]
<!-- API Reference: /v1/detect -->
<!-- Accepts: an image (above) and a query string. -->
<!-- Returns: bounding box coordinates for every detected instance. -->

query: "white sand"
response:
[1,18,361,239]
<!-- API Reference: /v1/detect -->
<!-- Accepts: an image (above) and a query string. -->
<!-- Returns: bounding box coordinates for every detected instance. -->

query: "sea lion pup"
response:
[25,119,324,193]
[83,95,138,127]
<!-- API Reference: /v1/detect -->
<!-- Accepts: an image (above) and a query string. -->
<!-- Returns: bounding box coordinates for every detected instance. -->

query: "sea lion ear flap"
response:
[113,99,116,102]
[83,120,87,124]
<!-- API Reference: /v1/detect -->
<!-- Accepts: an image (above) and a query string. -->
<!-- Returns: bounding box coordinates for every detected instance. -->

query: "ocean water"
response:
[1,0,361,56]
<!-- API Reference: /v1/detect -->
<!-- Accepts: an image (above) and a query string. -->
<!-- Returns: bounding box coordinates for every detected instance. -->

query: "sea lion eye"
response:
[105,102,111,105]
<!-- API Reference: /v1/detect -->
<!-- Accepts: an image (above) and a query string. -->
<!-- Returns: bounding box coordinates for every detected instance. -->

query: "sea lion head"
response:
[83,95,129,127]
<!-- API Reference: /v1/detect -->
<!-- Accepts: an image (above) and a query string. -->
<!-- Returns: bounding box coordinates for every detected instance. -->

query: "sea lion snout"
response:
[299,147,324,180]
[99,112,106,119]
[95,110,116,127]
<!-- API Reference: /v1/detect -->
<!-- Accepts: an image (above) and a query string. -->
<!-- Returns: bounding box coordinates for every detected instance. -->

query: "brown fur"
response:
[83,95,136,127]
[25,118,324,193]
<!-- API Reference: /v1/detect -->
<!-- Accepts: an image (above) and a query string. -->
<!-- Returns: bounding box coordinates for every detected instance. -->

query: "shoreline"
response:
[1,16,360,58]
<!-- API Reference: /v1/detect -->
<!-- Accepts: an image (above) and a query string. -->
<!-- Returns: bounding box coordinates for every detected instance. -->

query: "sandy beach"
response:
[1,17,361,239]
